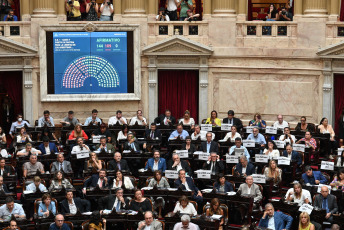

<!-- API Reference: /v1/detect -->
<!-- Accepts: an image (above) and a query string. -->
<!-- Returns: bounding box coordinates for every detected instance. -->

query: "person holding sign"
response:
[199,132,219,154]
[330,168,344,191]
[205,110,221,127]
[302,166,327,185]
[264,160,282,186]
[279,127,296,145]
[168,153,193,176]
[214,173,234,193]
[263,140,280,159]
[283,144,302,166]
[298,212,315,230]
[285,183,311,206]
[174,169,203,204]
[71,137,90,177]
[145,150,167,172]
[223,110,243,132]
[296,132,317,150]
[258,203,293,230]
[169,124,189,140]
[229,138,250,161]
[234,156,255,176]
[249,113,266,128]
[222,126,241,143]
[92,124,112,143]
[314,186,338,223]
[202,152,224,175]
[68,124,88,141]
[273,114,289,130]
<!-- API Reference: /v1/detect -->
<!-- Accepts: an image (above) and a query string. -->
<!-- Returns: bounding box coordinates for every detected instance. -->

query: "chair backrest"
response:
[189,200,198,212]
[2,227,21,230]
[157,220,165,230]
[81,220,89,230]
[146,176,153,187]
[232,165,236,176]
[127,175,138,188]
[64,221,74,230]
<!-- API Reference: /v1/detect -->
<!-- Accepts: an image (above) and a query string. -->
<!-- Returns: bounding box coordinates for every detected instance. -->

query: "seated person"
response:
[238,176,262,202]
[263,140,280,159]
[107,152,130,172]
[39,128,59,143]
[154,109,176,125]
[38,110,55,127]
[202,152,224,175]
[264,160,282,186]
[8,220,18,230]
[168,124,189,140]
[330,168,344,191]
[214,173,234,193]
[145,150,166,172]
[302,165,327,185]
[16,127,32,143]
[184,9,200,21]
[314,186,338,223]
[98,188,128,212]
[285,183,311,206]
[71,137,90,153]
[167,153,192,176]
[222,125,241,142]
[205,110,221,127]
[144,123,161,140]
[84,109,102,126]
[295,116,315,132]
[249,113,266,128]
[87,152,102,172]
[48,171,73,191]
[279,127,296,145]
[173,196,197,216]
[128,189,152,212]
[0,197,25,220]
[112,170,134,190]
[148,170,170,188]
[23,155,44,177]
[89,211,106,230]
[60,190,91,215]
[82,169,109,194]
[156,7,170,21]
[0,158,12,176]
[95,136,115,153]
[318,117,336,154]
[17,143,41,157]
[129,110,147,126]
[38,193,56,217]
[123,133,141,153]
[229,137,250,161]
[26,176,48,193]
[181,136,196,154]
[68,124,88,141]
[138,211,162,230]
[283,144,302,166]
[92,124,112,143]
[51,153,73,174]
[191,125,211,141]
[38,136,58,155]
[298,212,315,230]
[179,110,195,129]
[173,215,199,230]
[278,3,293,21]
[337,150,344,167]
[296,131,317,150]
[174,169,203,203]
[49,214,70,230]
[117,124,131,142]
[206,198,224,229]
[60,111,79,127]
[222,110,243,131]
[199,132,219,154]
[273,114,289,130]
[234,156,255,176]
[0,176,9,193]
[258,203,293,229]
[247,128,266,148]
[109,110,127,125]
[9,114,30,138]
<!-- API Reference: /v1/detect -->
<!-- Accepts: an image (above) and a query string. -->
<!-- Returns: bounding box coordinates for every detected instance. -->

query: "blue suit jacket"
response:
[214,181,234,193]
[38,142,58,155]
[235,162,255,176]
[282,150,302,165]
[174,177,199,194]
[145,158,166,172]
[302,170,327,185]
[259,211,293,230]
[84,174,110,188]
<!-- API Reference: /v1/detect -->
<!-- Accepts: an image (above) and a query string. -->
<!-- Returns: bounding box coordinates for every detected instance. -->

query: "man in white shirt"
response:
[273,114,289,130]
[109,110,127,126]
[173,215,199,230]
[17,143,42,157]
[279,127,296,145]
[71,137,90,154]
[191,125,213,141]
[166,0,180,21]
[129,110,147,126]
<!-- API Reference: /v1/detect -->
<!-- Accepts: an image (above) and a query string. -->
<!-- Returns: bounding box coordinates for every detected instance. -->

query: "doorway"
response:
[334,74,344,136]
[158,70,199,123]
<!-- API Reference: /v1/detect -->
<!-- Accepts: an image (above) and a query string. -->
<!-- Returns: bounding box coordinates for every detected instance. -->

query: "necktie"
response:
[322,198,328,212]
[116,200,121,211]
[99,179,103,188]
[212,162,216,174]
[131,143,136,151]
[117,162,121,170]
[60,163,63,172]
[151,131,154,139]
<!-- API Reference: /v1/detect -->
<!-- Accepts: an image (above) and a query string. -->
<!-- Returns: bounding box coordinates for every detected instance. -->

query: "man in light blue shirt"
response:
[0,197,26,220]
[247,128,266,147]
[169,124,189,140]
[38,110,55,127]
[84,109,102,126]
[9,114,30,137]
[25,176,48,193]
[229,137,250,161]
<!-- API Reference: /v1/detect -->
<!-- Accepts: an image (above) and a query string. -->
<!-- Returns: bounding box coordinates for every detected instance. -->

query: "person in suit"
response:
[107,152,130,172]
[283,144,302,166]
[235,156,255,176]
[237,176,262,203]
[95,137,115,153]
[123,133,141,153]
[145,123,162,140]
[0,158,12,176]
[213,173,234,193]
[167,153,192,176]
[181,136,196,154]
[258,203,293,230]
[199,132,219,154]
[154,109,176,126]
[302,165,327,185]
[314,186,338,223]
[222,110,243,132]
[0,176,9,193]
[38,136,58,155]
[60,190,91,215]
[51,153,73,174]
[98,188,128,212]
[138,211,162,230]
[174,169,203,204]
[145,150,167,172]
[82,169,109,194]
[202,152,224,175]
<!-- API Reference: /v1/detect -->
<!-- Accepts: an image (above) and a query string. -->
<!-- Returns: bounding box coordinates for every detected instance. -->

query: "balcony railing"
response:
[0,21,31,39]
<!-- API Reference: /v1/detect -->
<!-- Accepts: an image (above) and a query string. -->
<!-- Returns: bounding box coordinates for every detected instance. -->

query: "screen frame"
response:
[39,23,141,102]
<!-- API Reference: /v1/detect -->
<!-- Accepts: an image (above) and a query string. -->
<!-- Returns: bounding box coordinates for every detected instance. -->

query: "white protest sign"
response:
[92,135,105,144]
[76,151,90,159]
[221,124,232,131]
[164,170,179,179]
[252,174,266,184]
[265,126,277,135]
[234,148,245,156]
[175,150,188,158]
[201,124,212,132]
[198,153,210,161]
[196,170,211,179]
[274,140,285,149]
[278,156,291,165]
[320,161,334,171]
[298,204,314,215]
[72,148,90,155]
[226,155,239,164]
[245,126,256,134]
[255,154,269,163]
[338,148,344,156]
[243,140,255,148]
[293,144,305,153]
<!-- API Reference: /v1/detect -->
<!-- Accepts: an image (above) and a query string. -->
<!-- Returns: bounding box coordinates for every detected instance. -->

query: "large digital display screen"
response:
[52,32,128,94]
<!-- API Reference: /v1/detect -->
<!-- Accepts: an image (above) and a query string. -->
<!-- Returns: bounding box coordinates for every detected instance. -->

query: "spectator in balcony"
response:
[267,4,279,21]
[179,0,193,21]
[166,0,180,21]
[184,9,200,21]
[156,7,170,21]
[279,3,293,21]
[80,0,91,20]
[4,9,17,21]
[65,0,81,21]
[99,0,113,21]
[86,0,99,21]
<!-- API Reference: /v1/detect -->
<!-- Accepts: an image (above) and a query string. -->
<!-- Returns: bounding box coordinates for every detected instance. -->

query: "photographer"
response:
[99,0,113,21]
[279,4,293,21]
[156,7,170,21]
[65,0,81,21]
[179,0,193,21]
[166,0,180,21]
[3,9,17,21]
[184,9,199,21]
[86,0,99,21]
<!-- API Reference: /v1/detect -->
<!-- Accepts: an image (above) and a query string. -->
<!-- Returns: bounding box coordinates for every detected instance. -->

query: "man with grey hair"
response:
[191,125,214,141]
[259,203,293,230]
[234,156,255,176]
[49,214,70,230]
[137,211,162,230]
[167,153,192,176]
[314,185,338,223]
[273,114,289,130]
[173,215,199,230]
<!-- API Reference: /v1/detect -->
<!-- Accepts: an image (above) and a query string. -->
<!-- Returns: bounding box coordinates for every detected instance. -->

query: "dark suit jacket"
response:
[84,174,110,188]
[222,117,243,131]
[181,143,196,154]
[314,194,338,214]
[144,129,162,140]
[214,181,234,193]
[282,150,302,166]
[174,177,199,194]
[200,141,219,154]
[202,160,224,174]
[98,194,129,210]
[154,114,176,125]
[0,184,9,193]
[0,165,12,176]
[123,141,140,152]
[108,159,130,172]
[167,159,192,176]
[38,142,58,155]
[60,197,91,215]
[235,162,255,176]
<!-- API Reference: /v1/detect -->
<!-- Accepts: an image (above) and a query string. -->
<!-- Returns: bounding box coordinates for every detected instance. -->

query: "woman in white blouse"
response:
[318,117,336,154]
[16,127,32,143]
[263,140,280,159]
[173,195,197,216]
[112,170,134,190]
[285,183,311,206]
[222,126,241,142]
[179,110,195,129]
[0,127,6,145]
[116,125,132,142]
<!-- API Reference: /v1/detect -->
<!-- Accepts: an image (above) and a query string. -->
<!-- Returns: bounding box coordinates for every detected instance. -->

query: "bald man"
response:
[314,186,338,223]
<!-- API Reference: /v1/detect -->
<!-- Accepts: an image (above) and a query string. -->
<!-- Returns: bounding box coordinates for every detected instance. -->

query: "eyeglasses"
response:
[56,220,64,222]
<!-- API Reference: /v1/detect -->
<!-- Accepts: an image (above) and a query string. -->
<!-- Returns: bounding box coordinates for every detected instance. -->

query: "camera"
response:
[282,10,287,15]
[91,2,95,6]
[68,0,73,5]
[107,2,111,5]
[7,15,13,21]
[69,12,74,17]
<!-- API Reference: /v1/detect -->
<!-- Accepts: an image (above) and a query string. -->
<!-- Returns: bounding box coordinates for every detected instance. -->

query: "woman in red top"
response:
[68,124,88,140]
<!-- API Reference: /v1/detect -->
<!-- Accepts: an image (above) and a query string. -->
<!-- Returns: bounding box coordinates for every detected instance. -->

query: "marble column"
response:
[322,59,334,125]
[123,0,146,15]
[20,0,31,21]
[203,0,212,18]
[304,0,327,17]
[329,0,339,21]
[57,0,66,20]
[23,58,34,124]
[31,0,56,18]
[294,0,303,16]
[148,0,158,15]
[148,57,158,124]
[237,0,247,21]
[213,0,236,16]
[199,57,209,122]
